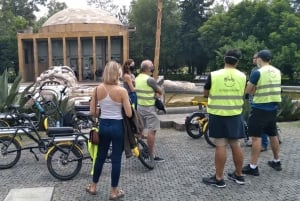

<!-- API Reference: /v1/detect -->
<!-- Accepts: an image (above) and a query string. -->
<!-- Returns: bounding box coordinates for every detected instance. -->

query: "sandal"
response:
[86,184,97,195]
[109,189,125,200]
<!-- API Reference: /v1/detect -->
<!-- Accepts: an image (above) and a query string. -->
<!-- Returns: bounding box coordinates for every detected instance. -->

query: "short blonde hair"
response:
[102,61,122,85]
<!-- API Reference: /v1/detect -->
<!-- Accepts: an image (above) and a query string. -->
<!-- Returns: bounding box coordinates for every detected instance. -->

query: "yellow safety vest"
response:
[208,68,246,116]
[253,65,281,103]
[135,73,155,106]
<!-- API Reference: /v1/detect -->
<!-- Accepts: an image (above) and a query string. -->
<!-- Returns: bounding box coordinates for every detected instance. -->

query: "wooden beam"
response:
[153,0,163,79]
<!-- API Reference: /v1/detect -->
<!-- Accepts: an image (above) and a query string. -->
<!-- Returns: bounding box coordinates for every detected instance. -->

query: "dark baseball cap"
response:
[257,50,272,61]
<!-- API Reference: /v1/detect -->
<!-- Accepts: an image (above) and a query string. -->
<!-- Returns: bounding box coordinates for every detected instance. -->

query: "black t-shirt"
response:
[204,74,211,90]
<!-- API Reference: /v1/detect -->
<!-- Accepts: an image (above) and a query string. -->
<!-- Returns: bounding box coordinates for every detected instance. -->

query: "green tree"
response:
[180,0,214,75]
[0,10,28,73]
[33,0,67,33]
[87,0,119,14]
[0,0,47,73]
[0,0,47,26]
[290,0,300,15]
[214,36,265,75]
[47,0,67,17]
[128,0,182,73]
[199,0,300,78]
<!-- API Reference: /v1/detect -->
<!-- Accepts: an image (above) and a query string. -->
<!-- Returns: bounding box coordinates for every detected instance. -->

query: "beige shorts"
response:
[137,105,160,131]
[214,138,241,147]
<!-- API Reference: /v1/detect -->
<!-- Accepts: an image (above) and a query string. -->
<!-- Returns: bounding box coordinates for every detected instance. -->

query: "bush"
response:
[277,95,300,122]
[242,95,300,122]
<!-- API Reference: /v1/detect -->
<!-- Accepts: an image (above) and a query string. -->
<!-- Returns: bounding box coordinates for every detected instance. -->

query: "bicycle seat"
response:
[76,111,91,117]
[46,127,74,137]
[18,113,36,119]
[74,105,90,111]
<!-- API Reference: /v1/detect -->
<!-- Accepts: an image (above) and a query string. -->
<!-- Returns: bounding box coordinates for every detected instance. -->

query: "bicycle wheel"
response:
[203,123,216,147]
[185,112,206,139]
[0,120,10,127]
[276,126,282,144]
[137,139,155,170]
[46,144,83,180]
[0,136,22,169]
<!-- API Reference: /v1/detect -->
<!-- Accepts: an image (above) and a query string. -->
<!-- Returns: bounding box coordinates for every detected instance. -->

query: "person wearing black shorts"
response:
[202,49,246,188]
[242,50,282,176]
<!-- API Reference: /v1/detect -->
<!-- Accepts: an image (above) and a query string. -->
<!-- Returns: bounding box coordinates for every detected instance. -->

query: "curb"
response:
[155,106,199,131]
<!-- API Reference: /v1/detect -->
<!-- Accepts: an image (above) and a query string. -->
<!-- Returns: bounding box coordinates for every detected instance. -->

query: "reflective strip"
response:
[254,91,281,97]
[137,96,154,100]
[209,95,244,100]
[136,89,153,94]
[256,83,281,90]
[208,105,243,110]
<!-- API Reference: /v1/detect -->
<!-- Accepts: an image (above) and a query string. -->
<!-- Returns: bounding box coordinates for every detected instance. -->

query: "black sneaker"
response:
[242,164,260,176]
[154,156,165,162]
[202,175,226,188]
[227,172,245,185]
[268,161,282,171]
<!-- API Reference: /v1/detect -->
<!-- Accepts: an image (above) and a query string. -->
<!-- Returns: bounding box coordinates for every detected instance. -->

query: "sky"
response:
[56,0,131,8]
[36,0,243,18]
[36,0,131,18]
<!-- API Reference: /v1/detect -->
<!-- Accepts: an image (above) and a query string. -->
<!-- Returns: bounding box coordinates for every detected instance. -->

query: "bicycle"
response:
[185,101,281,148]
[46,131,155,179]
[184,101,215,147]
[0,110,154,180]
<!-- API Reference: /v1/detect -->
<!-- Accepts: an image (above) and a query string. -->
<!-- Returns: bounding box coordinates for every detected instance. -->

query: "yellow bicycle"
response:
[185,101,215,147]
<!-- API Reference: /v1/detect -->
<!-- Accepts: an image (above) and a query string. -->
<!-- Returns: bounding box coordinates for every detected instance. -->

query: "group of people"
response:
[202,49,282,188]
[84,48,282,199]
[87,59,164,199]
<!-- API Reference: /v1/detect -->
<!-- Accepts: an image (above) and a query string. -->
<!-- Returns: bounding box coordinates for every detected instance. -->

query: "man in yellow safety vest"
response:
[202,49,246,188]
[135,60,164,162]
[242,49,282,176]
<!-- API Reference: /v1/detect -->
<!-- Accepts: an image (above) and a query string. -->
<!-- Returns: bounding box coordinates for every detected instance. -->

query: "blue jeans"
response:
[93,119,124,187]
[261,133,268,148]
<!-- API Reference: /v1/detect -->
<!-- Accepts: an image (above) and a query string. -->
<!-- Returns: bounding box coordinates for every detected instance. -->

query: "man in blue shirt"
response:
[242,50,282,176]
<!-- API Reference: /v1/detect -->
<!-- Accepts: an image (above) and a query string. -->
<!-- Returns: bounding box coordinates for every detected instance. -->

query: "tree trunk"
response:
[153,0,163,79]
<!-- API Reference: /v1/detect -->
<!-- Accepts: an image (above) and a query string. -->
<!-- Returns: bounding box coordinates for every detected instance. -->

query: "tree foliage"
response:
[33,0,67,33]
[179,0,214,74]
[0,0,47,25]
[87,0,119,14]
[128,0,182,73]
[2,0,300,81]
[199,0,300,78]
[0,0,47,73]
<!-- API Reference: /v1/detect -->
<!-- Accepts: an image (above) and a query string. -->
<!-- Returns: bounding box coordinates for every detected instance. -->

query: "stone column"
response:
[123,32,129,62]
[33,38,38,80]
[48,37,52,67]
[107,36,111,61]
[63,36,67,65]
[17,37,25,81]
[93,36,97,81]
[77,37,82,81]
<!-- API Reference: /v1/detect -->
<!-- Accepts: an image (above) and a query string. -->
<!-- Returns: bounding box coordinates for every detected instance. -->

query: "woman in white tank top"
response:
[88,61,132,199]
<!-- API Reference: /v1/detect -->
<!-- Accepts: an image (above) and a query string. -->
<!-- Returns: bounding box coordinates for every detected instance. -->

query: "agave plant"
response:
[0,70,22,112]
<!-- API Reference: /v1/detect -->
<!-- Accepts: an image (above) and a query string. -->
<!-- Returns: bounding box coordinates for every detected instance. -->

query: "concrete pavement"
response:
[1,113,300,201]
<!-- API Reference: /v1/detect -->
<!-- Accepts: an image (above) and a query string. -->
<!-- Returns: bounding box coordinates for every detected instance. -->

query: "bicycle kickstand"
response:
[30,148,39,161]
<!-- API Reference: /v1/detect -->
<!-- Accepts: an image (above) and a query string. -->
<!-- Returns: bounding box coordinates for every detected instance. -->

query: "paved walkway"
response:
[1,114,300,201]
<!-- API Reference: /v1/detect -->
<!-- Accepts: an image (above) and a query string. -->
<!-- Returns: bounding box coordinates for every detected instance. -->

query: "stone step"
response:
[4,187,54,201]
